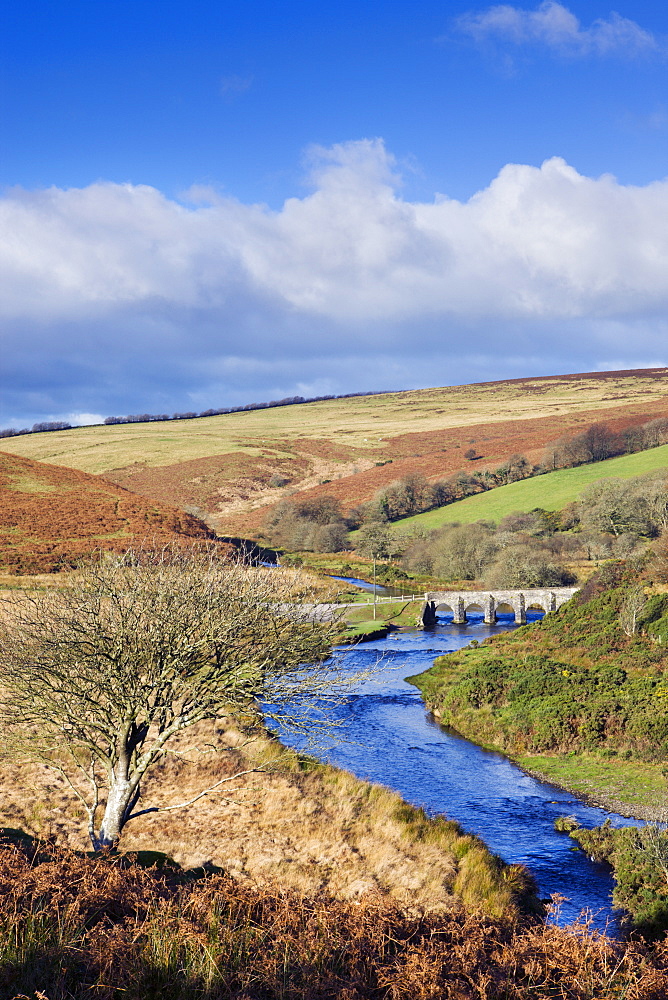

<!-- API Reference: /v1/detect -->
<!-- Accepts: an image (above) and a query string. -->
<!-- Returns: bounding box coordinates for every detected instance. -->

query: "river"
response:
[277,609,640,930]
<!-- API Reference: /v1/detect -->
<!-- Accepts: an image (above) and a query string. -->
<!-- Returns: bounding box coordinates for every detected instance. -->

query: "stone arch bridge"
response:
[420,587,578,626]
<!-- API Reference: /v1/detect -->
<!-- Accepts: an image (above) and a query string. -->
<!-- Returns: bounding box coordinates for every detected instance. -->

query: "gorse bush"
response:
[410,568,668,758]
[559,818,668,936]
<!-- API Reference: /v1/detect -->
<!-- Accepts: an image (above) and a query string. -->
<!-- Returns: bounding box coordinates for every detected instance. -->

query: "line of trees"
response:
[0,390,395,439]
[262,422,668,559]
[401,514,579,588]
[352,455,534,526]
[0,420,73,438]
[348,417,668,528]
[543,417,668,470]
[401,470,668,587]
[263,496,351,553]
[101,390,394,425]
[262,469,668,583]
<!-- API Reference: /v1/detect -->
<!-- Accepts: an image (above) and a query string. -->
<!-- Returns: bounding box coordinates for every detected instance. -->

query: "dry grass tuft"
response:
[0,718,534,919]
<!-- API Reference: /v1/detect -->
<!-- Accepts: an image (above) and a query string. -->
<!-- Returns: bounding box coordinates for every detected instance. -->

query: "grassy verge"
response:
[517,754,668,819]
[339,620,393,642]
[338,599,425,642]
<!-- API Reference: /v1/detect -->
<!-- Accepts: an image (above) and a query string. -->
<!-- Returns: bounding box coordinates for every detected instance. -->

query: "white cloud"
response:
[1,139,667,423]
[2,141,665,324]
[456,2,661,57]
[220,74,254,99]
[66,412,106,426]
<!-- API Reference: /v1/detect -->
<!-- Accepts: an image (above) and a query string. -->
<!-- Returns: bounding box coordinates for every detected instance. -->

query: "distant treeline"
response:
[0,420,74,438]
[0,389,396,439]
[262,416,668,555]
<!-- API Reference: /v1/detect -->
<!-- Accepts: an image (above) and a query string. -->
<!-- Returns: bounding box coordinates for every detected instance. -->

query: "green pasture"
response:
[391,444,668,532]
[516,754,667,814]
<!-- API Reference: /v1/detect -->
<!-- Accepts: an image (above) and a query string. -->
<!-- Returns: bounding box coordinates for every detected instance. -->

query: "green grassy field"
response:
[391,444,668,531]
[2,370,667,475]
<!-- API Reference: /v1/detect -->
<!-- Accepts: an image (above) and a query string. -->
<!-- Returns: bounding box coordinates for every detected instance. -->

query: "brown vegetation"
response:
[0,452,225,573]
[1,841,668,998]
[241,402,668,534]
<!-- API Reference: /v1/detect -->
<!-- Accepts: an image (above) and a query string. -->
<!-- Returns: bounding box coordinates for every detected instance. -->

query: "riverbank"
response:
[339,620,396,642]
[338,597,424,643]
[517,754,667,822]
[409,577,668,824]
[425,702,666,822]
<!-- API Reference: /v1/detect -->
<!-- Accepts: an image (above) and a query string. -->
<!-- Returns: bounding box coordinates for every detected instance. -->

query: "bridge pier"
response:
[516,594,526,625]
[420,601,437,627]
[453,597,466,624]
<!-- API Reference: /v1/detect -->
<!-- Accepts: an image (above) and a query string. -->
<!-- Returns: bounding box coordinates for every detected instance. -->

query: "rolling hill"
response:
[386,443,668,533]
[3,367,668,537]
[0,451,222,573]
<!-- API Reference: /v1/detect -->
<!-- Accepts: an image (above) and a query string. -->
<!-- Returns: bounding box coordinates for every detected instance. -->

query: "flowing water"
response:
[278,611,640,930]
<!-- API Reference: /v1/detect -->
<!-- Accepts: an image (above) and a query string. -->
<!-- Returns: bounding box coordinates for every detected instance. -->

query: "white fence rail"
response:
[354,594,422,605]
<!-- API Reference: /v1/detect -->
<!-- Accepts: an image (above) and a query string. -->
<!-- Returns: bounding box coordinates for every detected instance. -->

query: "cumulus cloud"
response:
[1,138,667,424]
[456,2,661,58]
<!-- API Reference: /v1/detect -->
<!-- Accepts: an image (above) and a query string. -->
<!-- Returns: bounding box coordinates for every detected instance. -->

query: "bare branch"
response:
[126,767,264,821]
[0,547,360,850]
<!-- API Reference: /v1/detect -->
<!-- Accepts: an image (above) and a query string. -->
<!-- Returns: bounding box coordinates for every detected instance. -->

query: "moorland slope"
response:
[0,451,219,573]
[3,368,668,535]
[2,840,666,998]
[388,443,668,533]
[0,719,531,919]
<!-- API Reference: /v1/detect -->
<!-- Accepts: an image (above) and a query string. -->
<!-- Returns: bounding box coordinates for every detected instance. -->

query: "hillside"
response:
[389,443,668,533]
[0,451,220,573]
[0,720,532,919]
[409,559,668,820]
[3,843,665,999]
[3,368,668,535]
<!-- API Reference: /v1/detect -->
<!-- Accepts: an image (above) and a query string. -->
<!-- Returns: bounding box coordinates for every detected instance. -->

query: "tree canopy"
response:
[0,549,349,850]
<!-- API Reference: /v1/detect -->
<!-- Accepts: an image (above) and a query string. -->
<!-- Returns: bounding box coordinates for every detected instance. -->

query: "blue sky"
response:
[1,1,667,427]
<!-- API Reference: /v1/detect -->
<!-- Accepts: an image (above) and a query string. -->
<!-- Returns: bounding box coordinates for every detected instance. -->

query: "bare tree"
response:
[0,549,353,851]
[619,585,646,637]
[355,521,391,619]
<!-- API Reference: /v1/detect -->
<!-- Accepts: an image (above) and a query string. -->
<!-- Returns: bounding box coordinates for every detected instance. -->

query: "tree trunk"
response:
[93,777,138,850]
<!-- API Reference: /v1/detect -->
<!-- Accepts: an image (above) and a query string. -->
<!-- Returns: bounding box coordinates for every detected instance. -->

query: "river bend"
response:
[278,612,639,929]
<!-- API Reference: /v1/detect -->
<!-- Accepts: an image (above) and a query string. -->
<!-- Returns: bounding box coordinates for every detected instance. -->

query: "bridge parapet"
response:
[420,587,578,626]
